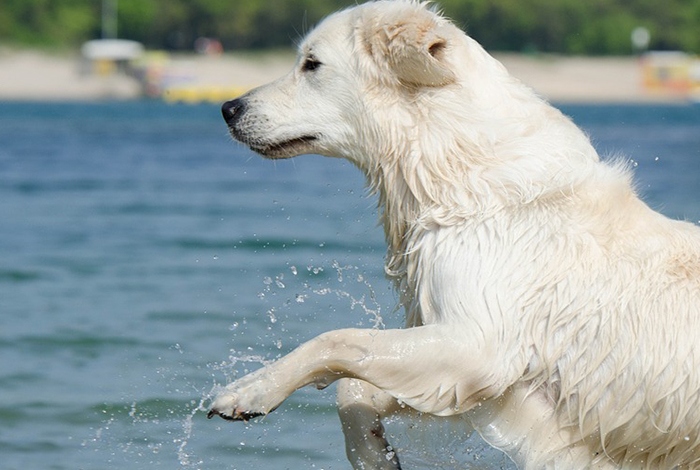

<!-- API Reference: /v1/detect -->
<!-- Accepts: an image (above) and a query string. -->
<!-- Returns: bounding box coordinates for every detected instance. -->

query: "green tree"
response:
[1,0,700,54]
[0,0,97,46]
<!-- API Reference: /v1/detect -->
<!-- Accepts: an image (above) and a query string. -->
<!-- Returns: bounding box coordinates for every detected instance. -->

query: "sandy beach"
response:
[0,48,689,103]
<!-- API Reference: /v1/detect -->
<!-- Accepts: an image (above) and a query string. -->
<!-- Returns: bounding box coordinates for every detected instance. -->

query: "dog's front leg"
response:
[209,325,505,422]
[337,378,403,469]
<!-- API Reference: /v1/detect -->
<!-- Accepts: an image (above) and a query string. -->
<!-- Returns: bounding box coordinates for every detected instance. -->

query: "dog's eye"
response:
[302,57,322,72]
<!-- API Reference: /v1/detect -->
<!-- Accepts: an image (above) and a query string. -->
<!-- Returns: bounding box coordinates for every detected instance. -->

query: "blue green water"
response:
[1,101,698,469]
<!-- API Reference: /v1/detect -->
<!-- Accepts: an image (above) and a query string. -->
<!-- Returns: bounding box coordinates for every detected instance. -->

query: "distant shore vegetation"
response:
[1,0,699,54]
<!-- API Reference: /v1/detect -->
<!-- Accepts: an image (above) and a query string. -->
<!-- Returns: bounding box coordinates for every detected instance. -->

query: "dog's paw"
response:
[207,389,273,422]
[207,371,284,422]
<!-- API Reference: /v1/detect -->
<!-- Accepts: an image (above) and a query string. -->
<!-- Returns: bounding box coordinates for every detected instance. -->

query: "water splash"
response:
[249,260,391,353]
[383,413,515,469]
[169,261,396,468]
[175,395,209,469]
[308,261,386,329]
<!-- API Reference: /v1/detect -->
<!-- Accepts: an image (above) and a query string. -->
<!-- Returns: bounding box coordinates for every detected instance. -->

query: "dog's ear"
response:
[365,7,456,87]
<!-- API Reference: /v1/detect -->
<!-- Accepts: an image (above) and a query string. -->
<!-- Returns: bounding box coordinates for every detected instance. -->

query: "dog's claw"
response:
[207,407,265,422]
[238,410,265,421]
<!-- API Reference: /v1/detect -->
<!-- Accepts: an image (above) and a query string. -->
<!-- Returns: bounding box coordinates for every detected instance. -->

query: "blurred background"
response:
[1,0,699,53]
[1,0,700,102]
[1,2,699,470]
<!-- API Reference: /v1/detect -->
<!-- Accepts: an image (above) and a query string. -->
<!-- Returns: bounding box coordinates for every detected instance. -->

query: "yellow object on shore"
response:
[163,85,248,104]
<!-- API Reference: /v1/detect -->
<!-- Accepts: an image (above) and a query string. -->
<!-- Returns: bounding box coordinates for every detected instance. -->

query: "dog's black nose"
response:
[221,98,246,125]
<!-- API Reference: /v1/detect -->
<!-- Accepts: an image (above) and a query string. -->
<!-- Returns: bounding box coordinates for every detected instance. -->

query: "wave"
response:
[0,269,43,283]
[171,236,384,253]
[2,332,169,358]
[10,179,119,194]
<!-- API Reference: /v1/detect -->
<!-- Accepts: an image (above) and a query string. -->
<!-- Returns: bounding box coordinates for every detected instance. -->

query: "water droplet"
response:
[308,265,324,275]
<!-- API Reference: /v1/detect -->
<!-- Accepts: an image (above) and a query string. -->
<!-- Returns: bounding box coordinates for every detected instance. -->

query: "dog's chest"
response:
[393,218,556,327]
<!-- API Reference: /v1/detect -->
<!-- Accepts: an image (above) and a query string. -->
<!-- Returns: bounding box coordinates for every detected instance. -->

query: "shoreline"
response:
[0,48,691,104]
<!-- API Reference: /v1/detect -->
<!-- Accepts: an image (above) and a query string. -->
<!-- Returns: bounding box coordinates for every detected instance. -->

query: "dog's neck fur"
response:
[361,91,604,326]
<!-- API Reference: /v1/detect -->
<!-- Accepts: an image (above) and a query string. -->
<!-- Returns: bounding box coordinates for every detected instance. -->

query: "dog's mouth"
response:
[248,135,319,159]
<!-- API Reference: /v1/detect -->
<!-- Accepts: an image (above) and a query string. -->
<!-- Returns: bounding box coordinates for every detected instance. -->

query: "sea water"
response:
[0,101,698,470]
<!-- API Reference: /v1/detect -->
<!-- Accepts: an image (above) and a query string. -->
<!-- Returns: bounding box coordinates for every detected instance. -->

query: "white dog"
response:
[209,1,700,468]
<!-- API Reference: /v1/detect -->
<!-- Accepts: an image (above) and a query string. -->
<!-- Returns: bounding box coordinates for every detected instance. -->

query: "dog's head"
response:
[222,1,515,165]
